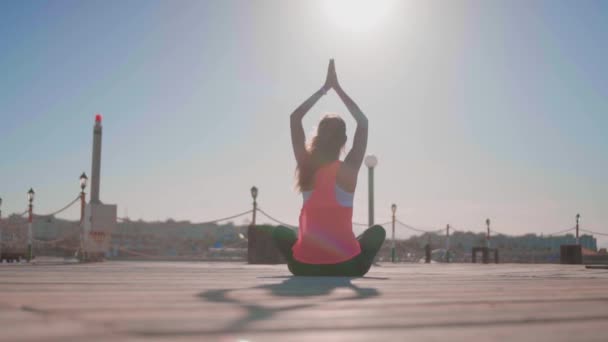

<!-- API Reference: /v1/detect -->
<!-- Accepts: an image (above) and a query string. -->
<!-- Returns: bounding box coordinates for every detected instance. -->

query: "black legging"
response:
[272,225,386,277]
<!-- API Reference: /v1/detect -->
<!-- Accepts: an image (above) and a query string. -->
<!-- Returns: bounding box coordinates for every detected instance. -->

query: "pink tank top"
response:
[292,160,362,264]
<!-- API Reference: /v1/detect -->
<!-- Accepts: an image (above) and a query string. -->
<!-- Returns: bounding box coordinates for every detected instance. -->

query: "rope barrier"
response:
[3,195,605,251]
[483,227,577,237]
[2,193,598,241]
[396,220,444,234]
[256,208,297,229]
[255,212,605,240]
[352,221,392,227]
[438,226,579,238]
[546,227,576,236]
[193,209,253,226]
[33,195,80,218]
[580,228,608,237]
[442,225,494,235]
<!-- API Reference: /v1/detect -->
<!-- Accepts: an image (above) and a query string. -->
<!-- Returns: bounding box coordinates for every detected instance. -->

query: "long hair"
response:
[296,115,347,192]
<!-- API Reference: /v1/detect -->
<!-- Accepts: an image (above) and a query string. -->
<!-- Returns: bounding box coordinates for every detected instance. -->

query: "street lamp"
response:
[250,186,258,226]
[27,188,35,203]
[27,188,35,262]
[485,218,491,248]
[364,155,378,227]
[391,203,397,263]
[79,173,88,261]
[80,172,88,192]
[576,213,580,245]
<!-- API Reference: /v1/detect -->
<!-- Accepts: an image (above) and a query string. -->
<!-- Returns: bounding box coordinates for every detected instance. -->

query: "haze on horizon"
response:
[1,1,606,245]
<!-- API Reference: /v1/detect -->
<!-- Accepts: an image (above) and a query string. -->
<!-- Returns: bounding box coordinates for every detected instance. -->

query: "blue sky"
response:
[1,1,606,245]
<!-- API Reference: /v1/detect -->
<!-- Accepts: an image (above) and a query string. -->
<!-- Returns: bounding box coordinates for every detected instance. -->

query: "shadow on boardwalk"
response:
[198,276,384,333]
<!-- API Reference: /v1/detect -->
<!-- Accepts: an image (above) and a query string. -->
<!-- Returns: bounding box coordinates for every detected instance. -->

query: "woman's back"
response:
[292,161,361,264]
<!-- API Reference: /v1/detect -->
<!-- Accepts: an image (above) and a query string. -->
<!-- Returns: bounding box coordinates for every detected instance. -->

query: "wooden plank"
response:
[1,262,607,341]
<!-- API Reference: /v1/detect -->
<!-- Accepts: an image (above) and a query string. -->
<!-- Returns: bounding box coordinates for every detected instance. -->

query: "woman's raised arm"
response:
[333,76,368,172]
[290,61,333,166]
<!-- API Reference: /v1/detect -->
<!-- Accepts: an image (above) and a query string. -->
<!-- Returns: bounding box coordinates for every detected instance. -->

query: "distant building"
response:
[1,215,247,259]
[390,230,599,263]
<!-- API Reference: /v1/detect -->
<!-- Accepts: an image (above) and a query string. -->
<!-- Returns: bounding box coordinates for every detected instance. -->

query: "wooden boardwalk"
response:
[1,260,607,341]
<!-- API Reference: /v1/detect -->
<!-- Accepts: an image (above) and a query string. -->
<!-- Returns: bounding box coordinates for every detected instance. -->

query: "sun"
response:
[323,0,395,32]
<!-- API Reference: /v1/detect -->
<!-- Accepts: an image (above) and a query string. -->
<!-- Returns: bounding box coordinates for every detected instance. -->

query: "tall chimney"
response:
[90,114,103,204]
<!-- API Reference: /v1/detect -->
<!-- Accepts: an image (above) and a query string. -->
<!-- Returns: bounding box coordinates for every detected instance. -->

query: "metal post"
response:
[248,186,259,265]
[252,200,257,226]
[446,224,450,263]
[80,191,86,260]
[486,218,491,249]
[79,172,88,262]
[391,204,396,263]
[27,189,34,262]
[250,186,258,226]
[364,155,377,228]
[576,213,580,245]
[368,167,374,227]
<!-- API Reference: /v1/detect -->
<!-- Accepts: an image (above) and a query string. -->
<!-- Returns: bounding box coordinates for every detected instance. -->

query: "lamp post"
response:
[79,173,88,260]
[364,155,378,227]
[446,224,451,263]
[27,188,35,262]
[250,186,258,226]
[391,203,396,263]
[486,218,491,249]
[425,233,432,264]
[576,213,580,245]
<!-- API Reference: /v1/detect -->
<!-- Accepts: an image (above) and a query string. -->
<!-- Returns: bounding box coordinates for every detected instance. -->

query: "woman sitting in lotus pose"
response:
[272,59,386,276]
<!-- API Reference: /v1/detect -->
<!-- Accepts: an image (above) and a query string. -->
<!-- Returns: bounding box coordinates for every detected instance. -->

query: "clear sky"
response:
[1,1,606,245]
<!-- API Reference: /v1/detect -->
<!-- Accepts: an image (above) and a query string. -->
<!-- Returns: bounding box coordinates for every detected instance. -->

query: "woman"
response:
[272,59,386,277]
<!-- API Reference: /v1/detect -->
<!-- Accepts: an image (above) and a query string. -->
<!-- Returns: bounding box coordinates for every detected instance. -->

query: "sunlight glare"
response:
[323,0,395,32]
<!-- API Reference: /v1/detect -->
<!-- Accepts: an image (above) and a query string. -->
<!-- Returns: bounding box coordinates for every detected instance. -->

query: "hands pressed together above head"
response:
[290,58,369,173]
[322,59,341,94]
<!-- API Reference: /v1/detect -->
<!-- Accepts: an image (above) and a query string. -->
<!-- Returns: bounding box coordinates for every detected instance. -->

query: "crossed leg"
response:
[272,225,297,262]
[272,225,386,276]
[355,225,386,275]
